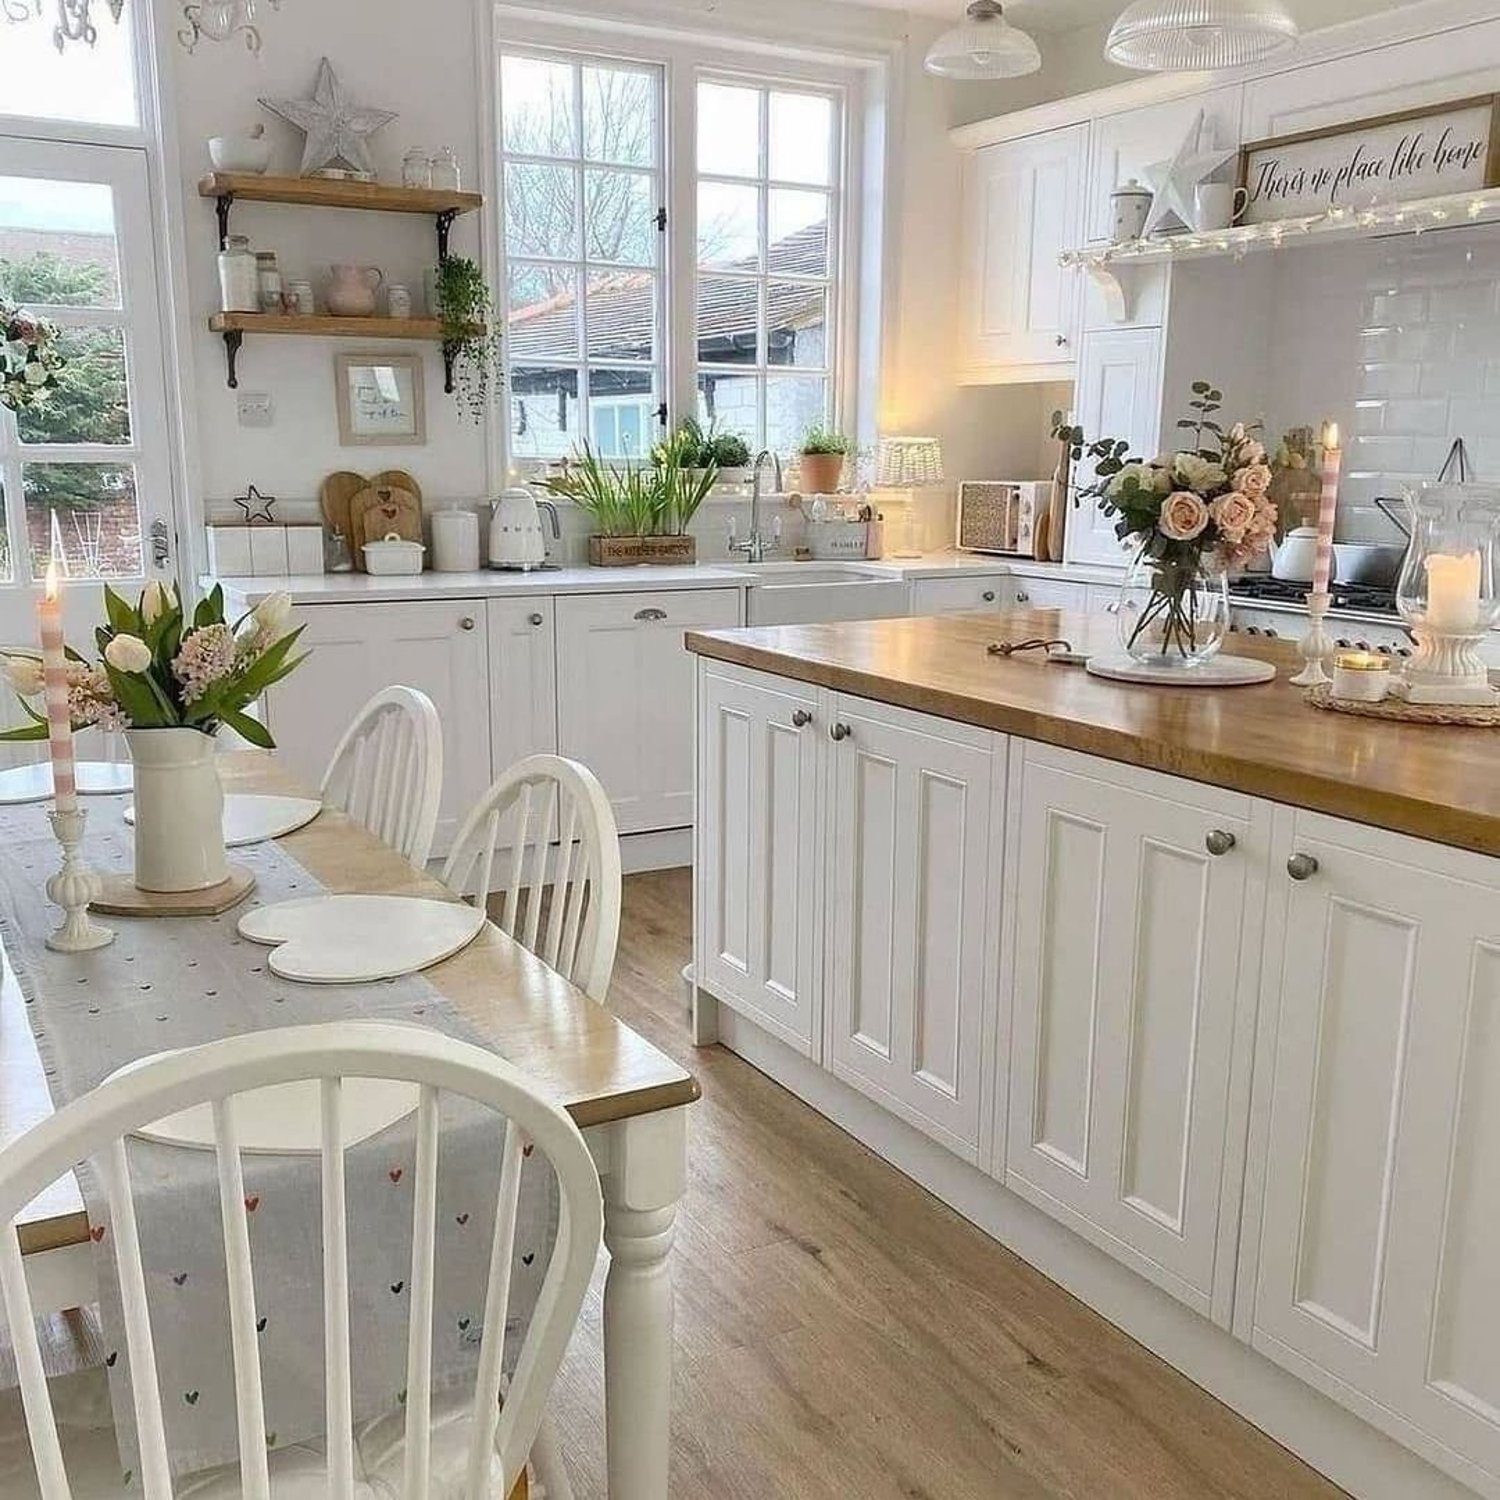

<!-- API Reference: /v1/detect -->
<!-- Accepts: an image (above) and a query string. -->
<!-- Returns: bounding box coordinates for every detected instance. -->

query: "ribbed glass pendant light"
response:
[925,0,1042,79]
[1104,0,1298,71]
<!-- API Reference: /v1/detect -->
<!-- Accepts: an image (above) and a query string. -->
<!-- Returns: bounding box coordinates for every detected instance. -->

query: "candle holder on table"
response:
[45,808,114,953]
[1290,593,1334,687]
[1389,473,1500,708]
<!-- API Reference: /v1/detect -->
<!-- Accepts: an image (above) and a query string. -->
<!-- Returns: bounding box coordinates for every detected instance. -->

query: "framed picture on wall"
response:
[334,351,426,446]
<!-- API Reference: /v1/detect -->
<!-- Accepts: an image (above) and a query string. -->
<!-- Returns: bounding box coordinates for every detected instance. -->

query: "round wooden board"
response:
[0,761,132,805]
[124,793,321,847]
[238,893,485,983]
[1305,683,1500,725]
[1085,653,1277,687]
[91,864,257,917]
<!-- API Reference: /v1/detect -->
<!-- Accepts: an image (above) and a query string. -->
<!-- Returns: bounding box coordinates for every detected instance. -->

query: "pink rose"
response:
[1159,490,1210,542]
[1211,491,1256,543]
[1235,463,1272,496]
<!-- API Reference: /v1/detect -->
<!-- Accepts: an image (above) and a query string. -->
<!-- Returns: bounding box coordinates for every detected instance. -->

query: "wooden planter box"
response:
[587,534,697,567]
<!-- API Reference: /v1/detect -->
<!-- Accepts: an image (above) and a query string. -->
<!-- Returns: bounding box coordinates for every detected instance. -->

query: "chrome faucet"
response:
[728,449,783,563]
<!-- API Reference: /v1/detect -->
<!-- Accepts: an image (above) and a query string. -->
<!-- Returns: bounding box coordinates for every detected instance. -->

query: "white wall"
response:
[159,0,1061,561]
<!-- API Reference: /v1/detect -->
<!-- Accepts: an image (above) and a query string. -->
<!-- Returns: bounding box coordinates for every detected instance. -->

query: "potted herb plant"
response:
[674,416,751,485]
[433,256,504,422]
[798,424,852,495]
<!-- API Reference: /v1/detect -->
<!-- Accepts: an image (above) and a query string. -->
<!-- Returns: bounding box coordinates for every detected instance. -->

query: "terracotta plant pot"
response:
[799,451,845,495]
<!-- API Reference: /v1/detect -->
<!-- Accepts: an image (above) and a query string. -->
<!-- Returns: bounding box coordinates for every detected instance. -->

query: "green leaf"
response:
[102,662,164,726]
[218,707,275,749]
[0,722,48,742]
[103,586,137,636]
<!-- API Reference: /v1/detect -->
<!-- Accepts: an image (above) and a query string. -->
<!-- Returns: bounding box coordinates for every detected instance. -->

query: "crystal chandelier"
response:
[178,0,280,54]
[925,0,1042,80]
[1,0,124,51]
[1104,0,1298,71]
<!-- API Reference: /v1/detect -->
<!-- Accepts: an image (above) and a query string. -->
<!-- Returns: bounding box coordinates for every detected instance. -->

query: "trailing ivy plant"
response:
[435,257,505,422]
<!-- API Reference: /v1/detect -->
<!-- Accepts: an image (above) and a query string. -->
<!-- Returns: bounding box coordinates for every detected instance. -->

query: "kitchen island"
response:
[687,609,1500,1500]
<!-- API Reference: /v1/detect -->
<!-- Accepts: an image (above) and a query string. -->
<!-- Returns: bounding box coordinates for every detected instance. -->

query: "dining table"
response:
[0,752,700,1500]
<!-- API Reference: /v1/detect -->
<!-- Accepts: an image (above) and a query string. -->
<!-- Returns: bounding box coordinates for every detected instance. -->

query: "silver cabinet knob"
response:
[829,722,852,742]
[1055,334,1069,347]
[634,607,667,622]
[528,611,544,626]
[1104,600,1121,615]
[791,709,813,728]
[459,616,476,631]
[981,589,996,603]
[1287,852,1320,881]
[1205,829,1236,856]
[1016,590,1030,603]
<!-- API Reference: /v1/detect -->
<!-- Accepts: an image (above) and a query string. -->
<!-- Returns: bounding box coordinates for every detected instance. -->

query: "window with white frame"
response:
[695,79,841,456]
[498,49,666,462]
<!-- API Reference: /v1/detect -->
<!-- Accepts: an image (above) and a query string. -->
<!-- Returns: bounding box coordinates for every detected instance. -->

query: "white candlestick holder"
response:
[1290,593,1334,687]
[45,808,114,954]
[1391,625,1500,706]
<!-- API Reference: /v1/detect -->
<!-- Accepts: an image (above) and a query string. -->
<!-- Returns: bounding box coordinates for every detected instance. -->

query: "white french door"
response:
[0,138,176,641]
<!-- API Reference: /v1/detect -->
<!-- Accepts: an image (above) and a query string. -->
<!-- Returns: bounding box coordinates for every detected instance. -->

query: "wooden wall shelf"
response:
[198,172,482,217]
[207,313,484,391]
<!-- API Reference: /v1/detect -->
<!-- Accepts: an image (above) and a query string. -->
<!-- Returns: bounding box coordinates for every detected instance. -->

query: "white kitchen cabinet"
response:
[1248,811,1500,1491]
[556,588,739,834]
[487,596,558,773]
[1083,88,1243,244]
[1005,745,1263,1320]
[826,696,1001,1161]
[264,599,491,856]
[959,125,1087,381]
[1065,326,1162,568]
[696,665,823,1056]
[909,574,1009,615]
[1009,575,1089,611]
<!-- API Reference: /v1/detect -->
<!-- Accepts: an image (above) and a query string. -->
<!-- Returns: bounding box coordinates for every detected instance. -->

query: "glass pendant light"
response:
[1104,0,1298,71]
[925,0,1042,80]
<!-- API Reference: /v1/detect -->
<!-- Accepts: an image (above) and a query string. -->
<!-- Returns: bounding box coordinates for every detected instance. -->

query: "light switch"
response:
[236,391,274,428]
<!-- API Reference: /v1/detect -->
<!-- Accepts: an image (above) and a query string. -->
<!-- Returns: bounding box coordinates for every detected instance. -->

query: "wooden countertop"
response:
[8,754,698,1254]
[687,608,1500,859]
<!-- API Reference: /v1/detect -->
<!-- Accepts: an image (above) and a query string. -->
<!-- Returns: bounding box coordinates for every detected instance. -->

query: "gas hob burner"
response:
[1229,575,1398,615]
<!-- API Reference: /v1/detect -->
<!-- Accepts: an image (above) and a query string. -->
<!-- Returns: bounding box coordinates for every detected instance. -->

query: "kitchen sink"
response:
[740,565,910,626]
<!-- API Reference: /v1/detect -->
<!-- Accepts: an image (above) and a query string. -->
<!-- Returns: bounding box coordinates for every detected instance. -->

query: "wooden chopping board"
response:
[324,470,423,569]
[318,471,365,543]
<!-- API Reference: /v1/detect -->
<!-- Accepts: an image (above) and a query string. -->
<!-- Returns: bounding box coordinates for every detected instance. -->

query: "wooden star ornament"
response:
[233,485,277,524]
[260,58,396,179]
[1142,109,1238,237]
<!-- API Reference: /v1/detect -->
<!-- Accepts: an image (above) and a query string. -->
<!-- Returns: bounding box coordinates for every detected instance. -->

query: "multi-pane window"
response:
[695,79,840,456]
[498,51,666,461]
[0,7,138,129]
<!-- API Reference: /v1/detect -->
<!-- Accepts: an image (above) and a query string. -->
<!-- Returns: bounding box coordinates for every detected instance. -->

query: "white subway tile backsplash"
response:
[1370,290,1427,322]
[1382,398,1451,436]
[1358,363,1420,398]
[1449,397,1500,439]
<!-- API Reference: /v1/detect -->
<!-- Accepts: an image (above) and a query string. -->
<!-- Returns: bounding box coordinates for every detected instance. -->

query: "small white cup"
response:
[1194,182,1248,232]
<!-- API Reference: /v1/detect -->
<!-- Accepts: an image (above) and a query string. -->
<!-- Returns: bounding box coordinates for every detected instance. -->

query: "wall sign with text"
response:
[1236,95,1500,224]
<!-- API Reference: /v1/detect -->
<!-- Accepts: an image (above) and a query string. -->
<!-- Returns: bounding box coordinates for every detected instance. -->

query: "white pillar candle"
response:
[1426,550,1482,630]
[38,562,77,815]
[1312,421,1340,597]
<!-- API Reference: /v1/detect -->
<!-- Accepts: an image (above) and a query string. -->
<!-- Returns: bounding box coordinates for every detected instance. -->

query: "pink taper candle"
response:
[1312,421,1341,597]
[38,562,77,815]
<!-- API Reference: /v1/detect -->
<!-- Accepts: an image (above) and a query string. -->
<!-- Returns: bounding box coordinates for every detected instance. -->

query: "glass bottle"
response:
[401,149,431,190]
[429,147,461,192]
[216,234,259,313]
[255,251,283,313]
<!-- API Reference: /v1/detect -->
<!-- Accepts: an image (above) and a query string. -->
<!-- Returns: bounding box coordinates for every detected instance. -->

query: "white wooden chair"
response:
[321,687,444,868]
[0,1023,602,1500]
[441,756,622,1005]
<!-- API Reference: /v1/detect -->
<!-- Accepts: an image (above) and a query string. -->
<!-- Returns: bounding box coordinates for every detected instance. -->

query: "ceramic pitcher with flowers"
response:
[326,265,384,317]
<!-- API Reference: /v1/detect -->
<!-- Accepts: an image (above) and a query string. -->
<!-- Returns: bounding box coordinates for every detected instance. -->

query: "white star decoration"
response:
[260,58,397,179]
[1142,110,1239,237]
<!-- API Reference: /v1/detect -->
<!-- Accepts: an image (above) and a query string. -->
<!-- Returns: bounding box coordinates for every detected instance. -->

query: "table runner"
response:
[0,799,556,1479]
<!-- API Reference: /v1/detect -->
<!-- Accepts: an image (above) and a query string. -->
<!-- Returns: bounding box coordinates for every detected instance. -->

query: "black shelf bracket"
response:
[221,329,244,389]
[435,208,459,264]
[442,339,458,395]
[215,192,235,251]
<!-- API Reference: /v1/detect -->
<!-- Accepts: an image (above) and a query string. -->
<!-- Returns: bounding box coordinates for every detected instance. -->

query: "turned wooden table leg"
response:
[599,1107,688,1500]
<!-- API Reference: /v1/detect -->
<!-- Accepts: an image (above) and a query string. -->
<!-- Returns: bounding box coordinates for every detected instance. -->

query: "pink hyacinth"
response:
[172,622,237,704]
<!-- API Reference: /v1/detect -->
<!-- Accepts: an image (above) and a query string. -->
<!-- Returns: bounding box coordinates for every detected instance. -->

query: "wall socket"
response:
[236,391,274,428]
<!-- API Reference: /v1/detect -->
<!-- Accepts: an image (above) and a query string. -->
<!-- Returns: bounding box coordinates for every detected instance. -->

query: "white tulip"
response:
[141,580,168,624]
[253,590,293,638]
[104,634,152,675]
[3,656,45,697]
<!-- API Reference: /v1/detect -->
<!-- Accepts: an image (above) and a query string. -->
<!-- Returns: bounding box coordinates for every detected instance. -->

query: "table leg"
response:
[599,1106,687,1500]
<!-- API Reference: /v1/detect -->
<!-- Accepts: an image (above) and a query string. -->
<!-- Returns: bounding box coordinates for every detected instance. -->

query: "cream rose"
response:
[1159,491,1210,542]
[1211,491,1256,543]
[3,655,44,697]
[104,633,152,675]
[1235,463,1272,496]
[1173,453,1227,492]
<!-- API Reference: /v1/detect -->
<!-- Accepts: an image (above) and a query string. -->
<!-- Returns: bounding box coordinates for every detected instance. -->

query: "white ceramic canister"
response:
[430,507,481,572]
[287,279,315,316]
[387,283,413,319]
[256,251,283,312]
[126,726,229,892]
[1110,179,1153,242]
[217,234,259,313]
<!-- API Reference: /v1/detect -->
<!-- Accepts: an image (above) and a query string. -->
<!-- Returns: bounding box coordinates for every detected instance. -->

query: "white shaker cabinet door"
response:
[908,575,1009,615]
[487,597,558,773]
[1250,813,1500,1494]
[556,588,740,834]
[263,599,491,857]
[1004,745,1261,1321]
[826,697,1001,1161]
[959,125,1087,379]
[696,666,823,1056]
[1064,326,1163,568]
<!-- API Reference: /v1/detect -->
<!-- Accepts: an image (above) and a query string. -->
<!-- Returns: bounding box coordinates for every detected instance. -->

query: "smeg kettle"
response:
[488,487,560,570]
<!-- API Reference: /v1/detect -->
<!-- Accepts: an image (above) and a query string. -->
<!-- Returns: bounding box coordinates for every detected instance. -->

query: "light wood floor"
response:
[547,867,1345,1500]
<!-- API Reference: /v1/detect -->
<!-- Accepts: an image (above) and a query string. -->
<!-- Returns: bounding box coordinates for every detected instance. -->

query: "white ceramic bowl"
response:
[362,535,426,576]
[209,134,273,174]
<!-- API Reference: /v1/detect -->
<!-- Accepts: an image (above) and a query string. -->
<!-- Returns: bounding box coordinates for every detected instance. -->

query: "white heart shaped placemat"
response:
[0,760,132,804]
[125,792,321,847]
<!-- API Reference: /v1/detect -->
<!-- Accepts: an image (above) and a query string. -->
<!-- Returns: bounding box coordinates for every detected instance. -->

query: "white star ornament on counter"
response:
[1142,109,1238,237]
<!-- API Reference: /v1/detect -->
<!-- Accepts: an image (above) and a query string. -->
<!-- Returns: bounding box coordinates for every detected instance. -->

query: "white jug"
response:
[488,488,559,570]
